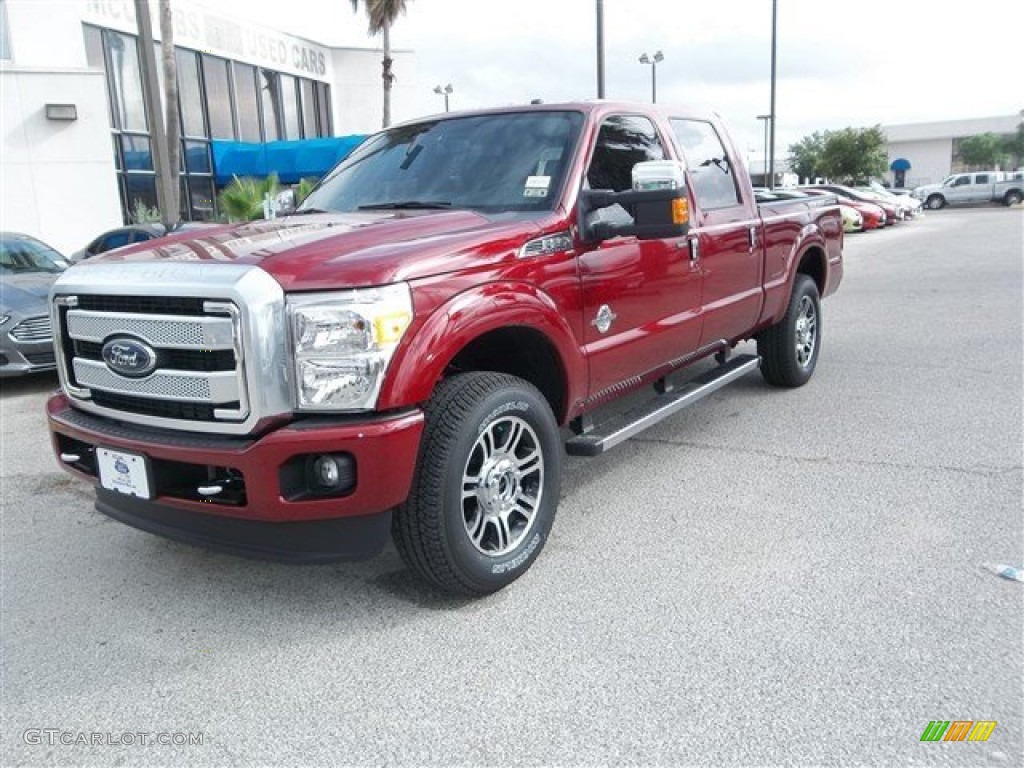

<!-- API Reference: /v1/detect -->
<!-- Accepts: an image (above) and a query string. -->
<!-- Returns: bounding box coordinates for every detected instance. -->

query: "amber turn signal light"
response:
[672,198,689,225]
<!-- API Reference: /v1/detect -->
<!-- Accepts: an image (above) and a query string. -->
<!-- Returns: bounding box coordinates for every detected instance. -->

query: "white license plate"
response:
[96,448,152,500]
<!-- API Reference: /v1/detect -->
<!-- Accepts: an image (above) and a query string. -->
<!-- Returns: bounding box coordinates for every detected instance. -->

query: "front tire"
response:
[757,274,821,388]
[393,372,561,596]
[926,194,946,210]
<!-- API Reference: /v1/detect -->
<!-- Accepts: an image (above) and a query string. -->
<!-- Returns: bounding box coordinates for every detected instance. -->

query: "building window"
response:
[202,54,235,140]
[279,74,300,139]
[106,31,148,133]
[0,0,11,61]
[233,62,261,142]
[316,81,332,137]
[300,79,317,138]
[176,48,206,139]
[259,68,282,141]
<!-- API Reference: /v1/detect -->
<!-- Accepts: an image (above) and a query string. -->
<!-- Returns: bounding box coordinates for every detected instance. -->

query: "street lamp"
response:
[638,50,664,103]
[433,83,453,112]
[757,114,771,185]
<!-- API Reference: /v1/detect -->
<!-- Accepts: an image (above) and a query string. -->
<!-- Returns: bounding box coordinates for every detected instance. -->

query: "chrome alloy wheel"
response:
[461,416,544,557]
[794,295,817,368]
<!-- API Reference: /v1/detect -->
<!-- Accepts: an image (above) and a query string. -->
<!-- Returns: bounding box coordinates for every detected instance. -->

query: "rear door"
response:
[669,118,762,346]
[971,173,991,201]
[577,114,703,399]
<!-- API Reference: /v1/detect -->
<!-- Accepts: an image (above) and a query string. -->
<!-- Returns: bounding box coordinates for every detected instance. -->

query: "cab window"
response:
[586,115,665,192]
[670,119,741,209]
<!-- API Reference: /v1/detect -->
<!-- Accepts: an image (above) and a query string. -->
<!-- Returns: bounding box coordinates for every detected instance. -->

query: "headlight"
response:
[288,283,413,411]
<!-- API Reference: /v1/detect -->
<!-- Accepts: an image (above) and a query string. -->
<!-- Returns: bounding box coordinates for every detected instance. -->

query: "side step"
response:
[565,354,760,457]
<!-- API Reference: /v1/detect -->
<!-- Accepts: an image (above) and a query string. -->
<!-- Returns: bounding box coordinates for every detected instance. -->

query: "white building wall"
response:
[3,0,87,68]
[887,138,952,189]
[0,68,122,255]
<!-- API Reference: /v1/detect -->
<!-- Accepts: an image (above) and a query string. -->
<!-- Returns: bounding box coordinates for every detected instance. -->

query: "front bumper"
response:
[47,394,425,561]
[0,338,56,377]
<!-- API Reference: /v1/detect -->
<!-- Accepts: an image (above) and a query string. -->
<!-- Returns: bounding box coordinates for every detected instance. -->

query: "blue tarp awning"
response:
[211,135,367,185]
[890,157,911,172]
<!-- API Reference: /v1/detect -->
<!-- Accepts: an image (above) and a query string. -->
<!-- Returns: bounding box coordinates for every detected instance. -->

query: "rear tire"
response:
[393,372,561,596]
[757,274,821,388]
[1004,190,1023,207]
[926,194,946,210]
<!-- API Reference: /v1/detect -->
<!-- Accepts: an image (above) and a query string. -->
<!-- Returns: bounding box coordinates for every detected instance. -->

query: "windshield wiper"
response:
[289,207,330,215]
[358,200,453,210]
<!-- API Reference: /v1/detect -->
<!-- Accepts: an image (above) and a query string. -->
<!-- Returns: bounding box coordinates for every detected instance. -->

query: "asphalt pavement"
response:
[2,207,1022,767]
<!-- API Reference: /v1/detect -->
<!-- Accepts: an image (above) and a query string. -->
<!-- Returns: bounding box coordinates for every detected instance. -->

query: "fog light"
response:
[304,453,356,495]
[313,455,341,488]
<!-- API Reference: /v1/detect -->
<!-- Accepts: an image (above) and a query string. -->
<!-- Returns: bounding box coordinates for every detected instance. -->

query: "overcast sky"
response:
[201,0,1022,164]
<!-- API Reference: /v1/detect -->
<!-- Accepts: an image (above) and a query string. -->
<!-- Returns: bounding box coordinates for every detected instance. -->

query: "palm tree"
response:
[350,0,409,128]
[158,0,180,223]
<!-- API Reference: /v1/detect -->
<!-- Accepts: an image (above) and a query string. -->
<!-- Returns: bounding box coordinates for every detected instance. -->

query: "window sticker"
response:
[524,175,551,198]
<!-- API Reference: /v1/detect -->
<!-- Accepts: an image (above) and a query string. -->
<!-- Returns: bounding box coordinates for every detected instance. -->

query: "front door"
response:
[577,114,703,400]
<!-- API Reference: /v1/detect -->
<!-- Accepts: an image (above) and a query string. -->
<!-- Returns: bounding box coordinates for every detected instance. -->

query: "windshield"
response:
[0,236,66,275]
[300,111,584,215]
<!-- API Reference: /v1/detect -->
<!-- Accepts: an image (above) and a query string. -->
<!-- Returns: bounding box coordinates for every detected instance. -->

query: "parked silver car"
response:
[0,232,67,377]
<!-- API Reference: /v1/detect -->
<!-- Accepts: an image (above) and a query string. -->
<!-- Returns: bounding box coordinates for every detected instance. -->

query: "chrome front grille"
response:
[50,262,291,436]
[9,315,52,342]
[57,296,248,426]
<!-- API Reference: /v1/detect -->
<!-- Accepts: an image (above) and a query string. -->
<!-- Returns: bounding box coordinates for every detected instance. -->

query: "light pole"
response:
[757,114,771,186]
[768,0,778,189]
[596,0,606,98]
[433,83,453,112]
[638,50,664,103]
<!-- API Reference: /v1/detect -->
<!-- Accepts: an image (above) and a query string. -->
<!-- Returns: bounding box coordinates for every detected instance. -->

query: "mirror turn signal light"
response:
[672,198,689,225]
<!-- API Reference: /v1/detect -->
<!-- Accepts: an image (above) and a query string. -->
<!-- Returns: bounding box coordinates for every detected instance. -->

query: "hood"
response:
[74,210,546,291]
[1,271,61,313]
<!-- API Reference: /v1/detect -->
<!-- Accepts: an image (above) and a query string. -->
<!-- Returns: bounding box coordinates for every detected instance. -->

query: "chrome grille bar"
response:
[72,359,240,403]
[66,310,234,349]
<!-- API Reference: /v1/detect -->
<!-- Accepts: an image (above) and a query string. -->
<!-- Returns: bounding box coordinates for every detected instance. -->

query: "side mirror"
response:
[276,189,298,215]
[579,160,691,244]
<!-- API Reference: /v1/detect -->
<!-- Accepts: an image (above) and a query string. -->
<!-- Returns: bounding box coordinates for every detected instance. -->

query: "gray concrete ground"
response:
[2,207,1022,767]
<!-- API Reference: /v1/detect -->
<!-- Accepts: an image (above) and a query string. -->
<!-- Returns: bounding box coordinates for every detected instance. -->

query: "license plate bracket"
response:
[96,447,153,500]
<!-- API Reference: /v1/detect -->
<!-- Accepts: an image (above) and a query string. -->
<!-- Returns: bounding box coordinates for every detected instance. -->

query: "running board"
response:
[565,354,760,457]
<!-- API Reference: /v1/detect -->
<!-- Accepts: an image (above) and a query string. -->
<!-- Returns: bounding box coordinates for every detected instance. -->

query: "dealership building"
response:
[0,0,417,253]
[882,113,1023,189]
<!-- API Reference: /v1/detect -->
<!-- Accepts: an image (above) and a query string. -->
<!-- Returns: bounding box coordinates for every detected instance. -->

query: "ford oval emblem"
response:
[101,337,158,378]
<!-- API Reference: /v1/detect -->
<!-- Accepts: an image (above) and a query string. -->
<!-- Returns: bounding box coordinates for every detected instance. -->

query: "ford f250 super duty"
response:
[47,101,843,595]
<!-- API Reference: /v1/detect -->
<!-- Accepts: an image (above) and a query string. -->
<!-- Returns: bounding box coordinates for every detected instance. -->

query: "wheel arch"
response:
[796,245,827,296]
[378,282,585,424]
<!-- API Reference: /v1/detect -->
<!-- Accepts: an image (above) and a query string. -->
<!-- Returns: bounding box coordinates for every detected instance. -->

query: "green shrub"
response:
[217,174,281,222]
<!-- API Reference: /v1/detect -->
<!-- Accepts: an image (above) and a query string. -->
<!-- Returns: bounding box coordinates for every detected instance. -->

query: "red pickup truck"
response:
[47,101,843,595]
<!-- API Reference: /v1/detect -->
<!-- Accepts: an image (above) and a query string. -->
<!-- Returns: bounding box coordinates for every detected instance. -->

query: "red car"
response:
[46,102,844,595]
[800,187,887,230]
[808,184,901,224]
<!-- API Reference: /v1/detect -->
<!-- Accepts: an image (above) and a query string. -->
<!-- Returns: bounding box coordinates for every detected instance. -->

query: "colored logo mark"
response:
[920,721,997,742]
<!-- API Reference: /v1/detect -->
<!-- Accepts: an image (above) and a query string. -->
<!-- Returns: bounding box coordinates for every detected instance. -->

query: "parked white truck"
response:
[912,171,1024,209]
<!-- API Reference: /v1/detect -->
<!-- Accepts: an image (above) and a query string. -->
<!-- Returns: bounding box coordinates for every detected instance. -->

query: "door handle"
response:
[688,236,700,263]
[749,226,759,249]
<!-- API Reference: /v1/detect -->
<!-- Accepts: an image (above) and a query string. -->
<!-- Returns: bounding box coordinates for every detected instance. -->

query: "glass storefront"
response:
[83,24,333,224]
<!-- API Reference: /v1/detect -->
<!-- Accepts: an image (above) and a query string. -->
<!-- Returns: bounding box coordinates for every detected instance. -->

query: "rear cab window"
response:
[669,119,742,211]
